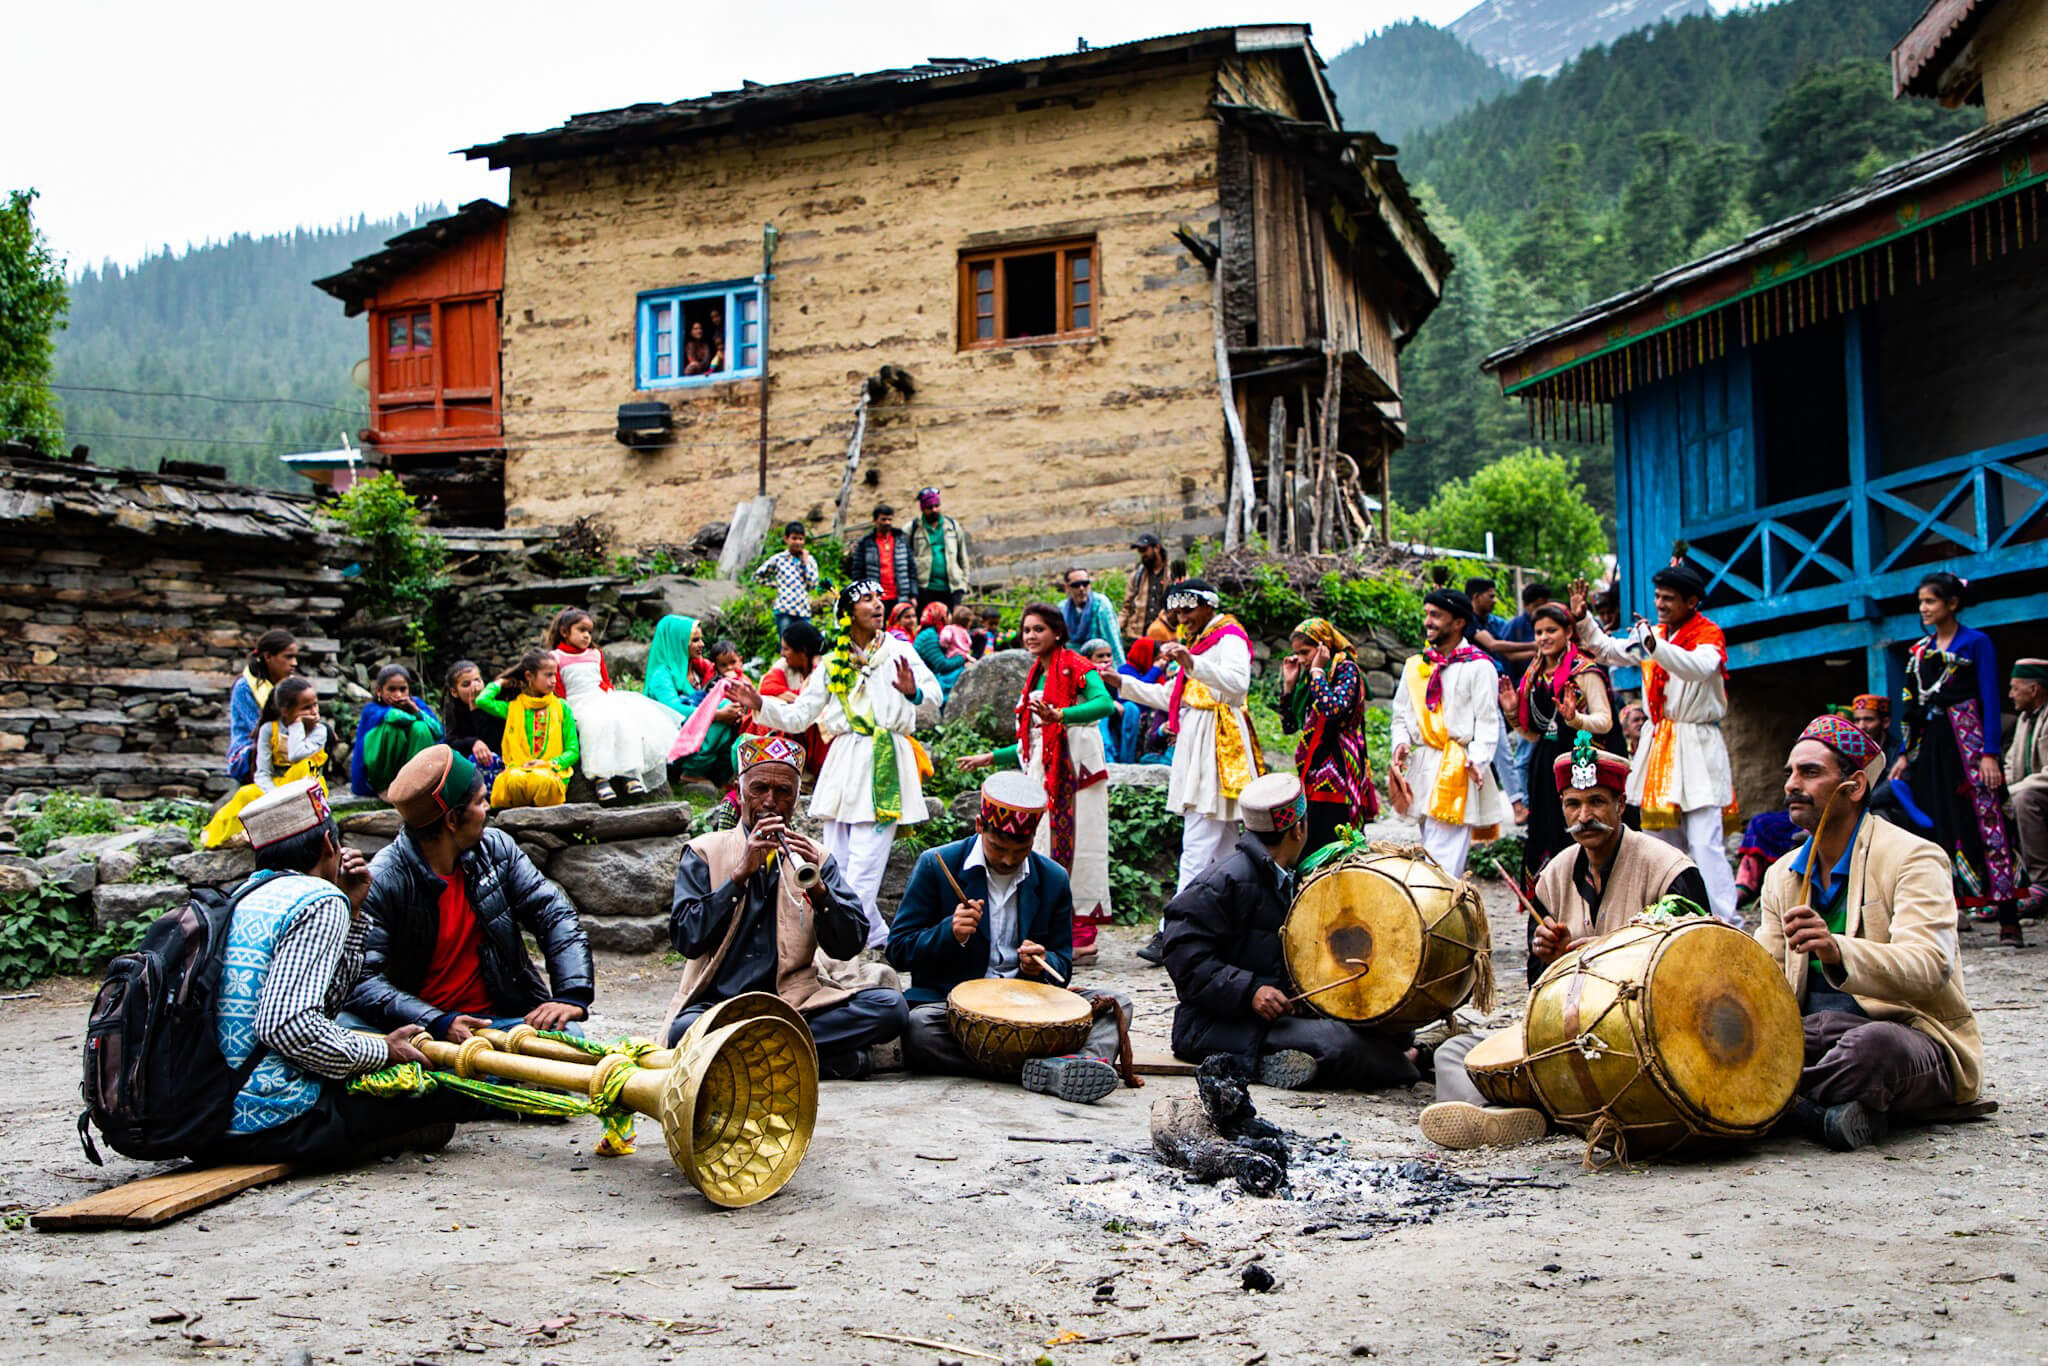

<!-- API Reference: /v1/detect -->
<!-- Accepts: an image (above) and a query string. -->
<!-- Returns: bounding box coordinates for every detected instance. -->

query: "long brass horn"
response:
[411,1013,818,1208]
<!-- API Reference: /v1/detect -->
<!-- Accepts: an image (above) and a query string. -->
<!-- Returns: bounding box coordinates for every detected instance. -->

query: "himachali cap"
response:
[241,777,331,850]
[1800,713,1886,781]
[2015,659,2048,683]
[1851,693,1889,714]
[1239,772,1306,834]
[387,744,481,829]
[737,733,807,776]
[1165,577,1221,610]
[979,771,1048,838]
[1554,730,1630,795]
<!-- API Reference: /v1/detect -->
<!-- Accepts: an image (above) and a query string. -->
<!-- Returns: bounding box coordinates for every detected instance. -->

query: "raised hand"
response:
[1569,578,1592,621]
[956,752,995,771]
[723,679,762,711]
[895,657,919,697]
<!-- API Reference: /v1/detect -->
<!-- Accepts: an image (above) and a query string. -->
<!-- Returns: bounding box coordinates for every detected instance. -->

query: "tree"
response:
[0,190,68,449]
[1751,59,1976,221]
[1394,449,1608,585]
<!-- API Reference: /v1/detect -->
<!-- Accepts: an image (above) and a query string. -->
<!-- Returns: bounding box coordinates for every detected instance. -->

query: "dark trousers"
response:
[1302,802,1348,867]
[1260,1015,1420,1090]
[664,988,909,1057]
[903,988,1127,1076]
[1801,1010,1953,1115]
[917,587,963,614]
[196,1084,488,1169]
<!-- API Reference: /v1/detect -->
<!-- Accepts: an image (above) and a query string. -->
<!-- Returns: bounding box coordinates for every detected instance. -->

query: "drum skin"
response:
[1464,1028,1539,1110]
[947,978,1093,1075]
[1283,852,1490,1028]
[1524,918,1802,1156]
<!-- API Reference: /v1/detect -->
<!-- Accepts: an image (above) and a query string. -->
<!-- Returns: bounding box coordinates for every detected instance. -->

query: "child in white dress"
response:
[545,608,683,802]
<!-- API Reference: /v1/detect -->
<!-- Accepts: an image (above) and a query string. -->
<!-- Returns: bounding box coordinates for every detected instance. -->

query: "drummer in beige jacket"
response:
[1756,715,1983,1152]
[1421,739,1707,1150]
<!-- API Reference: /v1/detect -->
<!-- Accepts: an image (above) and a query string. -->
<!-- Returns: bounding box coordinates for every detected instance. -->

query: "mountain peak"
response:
[1449,0,1714,79]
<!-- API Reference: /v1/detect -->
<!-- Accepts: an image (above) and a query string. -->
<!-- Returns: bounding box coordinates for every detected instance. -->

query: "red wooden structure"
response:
[314,201,507,522]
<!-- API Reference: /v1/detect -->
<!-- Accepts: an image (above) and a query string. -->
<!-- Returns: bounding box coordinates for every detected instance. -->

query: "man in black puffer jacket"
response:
[347,745,594,1042]
[1161,773,1417,1092]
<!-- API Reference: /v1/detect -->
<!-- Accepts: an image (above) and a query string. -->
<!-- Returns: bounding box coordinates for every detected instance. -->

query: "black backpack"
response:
[77,880,270,1164]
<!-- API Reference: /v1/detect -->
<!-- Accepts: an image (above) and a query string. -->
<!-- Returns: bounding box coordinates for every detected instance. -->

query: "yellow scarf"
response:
[1404,654,1472,826]
[1175,615,1264,801]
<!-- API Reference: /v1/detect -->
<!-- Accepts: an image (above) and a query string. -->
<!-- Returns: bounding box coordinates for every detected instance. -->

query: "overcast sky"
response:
[7,0,1743,273]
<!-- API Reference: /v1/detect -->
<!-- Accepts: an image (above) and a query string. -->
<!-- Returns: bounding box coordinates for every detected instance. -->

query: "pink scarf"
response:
[1516,643,1586,733]
[1164,617,1253,735]
[1422,643,1487,711]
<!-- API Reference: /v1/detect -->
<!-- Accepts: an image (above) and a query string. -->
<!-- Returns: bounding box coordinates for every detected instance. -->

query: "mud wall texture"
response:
[499,62,1252,580]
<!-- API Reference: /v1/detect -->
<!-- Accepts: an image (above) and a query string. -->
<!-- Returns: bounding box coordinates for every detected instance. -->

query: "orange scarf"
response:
[1644,611,1724,726]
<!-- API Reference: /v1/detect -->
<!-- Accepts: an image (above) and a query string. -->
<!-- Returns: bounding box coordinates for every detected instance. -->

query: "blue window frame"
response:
[636,280,762,389]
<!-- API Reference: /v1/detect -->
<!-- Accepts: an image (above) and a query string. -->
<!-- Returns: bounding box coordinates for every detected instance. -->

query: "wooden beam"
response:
[34,1163,295,1230]
[1212,267,1257,550]
[1264,396,1286,551]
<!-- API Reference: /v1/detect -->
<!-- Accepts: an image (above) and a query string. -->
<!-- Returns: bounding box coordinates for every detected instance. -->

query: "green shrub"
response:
[0,884,152,988]
[17,792,124,858]
[319,473,448,655]
[1107,784,1181,924]
[1466,833,1526,881]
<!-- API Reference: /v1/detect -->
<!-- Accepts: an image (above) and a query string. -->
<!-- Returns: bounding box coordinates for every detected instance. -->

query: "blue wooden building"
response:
[1483,76,2048,799]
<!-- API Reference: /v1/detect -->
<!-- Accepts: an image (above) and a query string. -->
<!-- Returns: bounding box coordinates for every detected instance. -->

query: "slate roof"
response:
[1893,0,1993,101]
[0,450,340,547]
[312,200,507,317]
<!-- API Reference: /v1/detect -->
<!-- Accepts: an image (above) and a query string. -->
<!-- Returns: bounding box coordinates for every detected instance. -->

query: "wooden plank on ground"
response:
[1129,1041,1197,1077]
[33,1163,294,1230]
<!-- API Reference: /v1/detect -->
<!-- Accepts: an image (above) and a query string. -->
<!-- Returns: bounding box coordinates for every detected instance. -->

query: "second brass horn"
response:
[775,831,822,890]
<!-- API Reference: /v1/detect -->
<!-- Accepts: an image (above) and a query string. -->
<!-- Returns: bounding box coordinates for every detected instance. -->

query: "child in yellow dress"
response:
[202,677,329,847]
[478,649,579,808]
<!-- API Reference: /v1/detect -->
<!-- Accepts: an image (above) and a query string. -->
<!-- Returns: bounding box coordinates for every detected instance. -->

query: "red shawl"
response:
[1164,618,1253,733]
[1645,611,1726,726]
[1019,646,1106,867]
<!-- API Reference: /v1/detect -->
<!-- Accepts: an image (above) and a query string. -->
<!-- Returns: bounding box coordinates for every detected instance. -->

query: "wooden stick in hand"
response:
[1284,957,1370,1007]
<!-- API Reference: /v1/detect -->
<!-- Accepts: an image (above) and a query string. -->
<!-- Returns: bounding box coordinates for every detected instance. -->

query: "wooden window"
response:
[636,280,762,389]
[958,239,1097,349]
[386,314,409,354]
[410,311,432,353]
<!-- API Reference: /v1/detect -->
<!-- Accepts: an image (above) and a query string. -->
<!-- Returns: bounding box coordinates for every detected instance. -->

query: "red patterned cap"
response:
[979,771,1047,837]
[737,733,808,776]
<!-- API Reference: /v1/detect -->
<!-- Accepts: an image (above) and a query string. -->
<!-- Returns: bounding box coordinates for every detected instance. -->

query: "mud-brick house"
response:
[313,201,509,526]
[1481,0,2048,815]
[460,25,1448,578]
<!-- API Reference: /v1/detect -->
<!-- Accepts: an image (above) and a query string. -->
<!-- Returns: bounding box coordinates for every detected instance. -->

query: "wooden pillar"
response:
[1265,397,1286,551]
[1842,314,1880,584]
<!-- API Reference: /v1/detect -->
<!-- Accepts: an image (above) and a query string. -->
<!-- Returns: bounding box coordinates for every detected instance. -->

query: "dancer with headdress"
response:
[1280,616,1379,864]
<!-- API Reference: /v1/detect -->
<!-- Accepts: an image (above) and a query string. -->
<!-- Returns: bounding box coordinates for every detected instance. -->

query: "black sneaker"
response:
[1136,932,1166,966]
[1256,1049,1318,1090]
[1789,1096,1888,1151]
[818,1047,873,1081]
[1021,1054,1119,1104]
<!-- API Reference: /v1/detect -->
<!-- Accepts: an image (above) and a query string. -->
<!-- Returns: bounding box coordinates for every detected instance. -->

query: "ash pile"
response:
[1062,1057,1507,1239]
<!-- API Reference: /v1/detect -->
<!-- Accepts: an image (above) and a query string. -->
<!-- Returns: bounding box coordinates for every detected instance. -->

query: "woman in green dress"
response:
[958,602,1116,962]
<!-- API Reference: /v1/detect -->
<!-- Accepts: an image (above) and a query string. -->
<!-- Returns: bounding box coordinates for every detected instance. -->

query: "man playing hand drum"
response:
[1759,715,1983,1151]
[1423,735,1708,1149]
[1161,773,1420,1091]
[887,772,1134,1104]
[665,733,909,1081]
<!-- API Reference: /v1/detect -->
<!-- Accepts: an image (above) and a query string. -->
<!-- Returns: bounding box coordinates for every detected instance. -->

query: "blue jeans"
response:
[1498,731,1532,805]
[773,612,811,641]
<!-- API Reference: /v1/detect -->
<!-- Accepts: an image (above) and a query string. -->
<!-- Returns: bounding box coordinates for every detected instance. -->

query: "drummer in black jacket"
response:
[1161,773,1420,1090]
[346,745,594,1042]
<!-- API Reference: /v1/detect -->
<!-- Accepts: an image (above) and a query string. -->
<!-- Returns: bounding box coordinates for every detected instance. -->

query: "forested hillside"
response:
[53,211,434,487]
[1324,21,1510,144]
[1389,0,1979,516]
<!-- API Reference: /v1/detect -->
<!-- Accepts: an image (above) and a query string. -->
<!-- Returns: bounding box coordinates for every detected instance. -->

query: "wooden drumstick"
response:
[1284,958,1370,1006]
[939,849,1066,984]
[1500,873,1555,929]
[1025,952,1068,986]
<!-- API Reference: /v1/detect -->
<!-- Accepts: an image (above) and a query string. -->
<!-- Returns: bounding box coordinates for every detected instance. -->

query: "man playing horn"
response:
[1759,715,1983,1151]
[1568,563,1742,924]
[887,772,1134,1104]
[348,745,594,1044]
[1390,588,1508,879]
[1161,773,1421,1091]
[1421,736,1709,1149]
[726,580,942,948]
[1103,577,1263,892]
[665,733,909,1081]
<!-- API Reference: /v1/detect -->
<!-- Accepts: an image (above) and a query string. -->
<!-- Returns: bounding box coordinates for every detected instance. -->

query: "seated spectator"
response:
[441,659,504,784]
[761,620,830,775]
[941,603,976,660]
[350,665,444,798]
[671,639,756,788]
[886,601,918,644]
[202,676,330,849]
[194,778,484,1167]
[682,319,722,375]
[1080,638,1119,754]
[349,745,593,1042]
[916,602,969,701]
[476,649,578,809]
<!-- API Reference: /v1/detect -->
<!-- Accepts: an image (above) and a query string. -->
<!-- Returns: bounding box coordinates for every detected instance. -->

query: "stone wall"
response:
[499,59,1241,573]
[0,455,361,801]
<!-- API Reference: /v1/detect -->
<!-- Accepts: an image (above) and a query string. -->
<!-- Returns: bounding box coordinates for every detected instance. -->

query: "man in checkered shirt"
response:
[753,521,823,638]
[193,778,485,1167]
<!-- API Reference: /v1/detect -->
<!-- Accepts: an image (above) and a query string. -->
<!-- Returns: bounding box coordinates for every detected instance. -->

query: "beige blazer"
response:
[1756,814,1982,1102]
[2006,706,2048,793]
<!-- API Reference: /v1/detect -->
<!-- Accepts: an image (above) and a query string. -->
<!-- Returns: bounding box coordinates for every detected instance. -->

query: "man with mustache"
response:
[1419,734,1708,1149]
[1758,715,1983,1151]
[1389,589,1509,878]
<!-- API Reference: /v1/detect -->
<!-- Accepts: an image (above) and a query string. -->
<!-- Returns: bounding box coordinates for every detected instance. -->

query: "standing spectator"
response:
[1120,533,1171,643]
[1280,617,1381,862]
[1059,569,1125,668]
[753,522,822,639]
[847,505,914,621]
[2006,660,2048,918]
[1491,582,1551,823]
[910,487,971,613]
[1892,571,2019,943]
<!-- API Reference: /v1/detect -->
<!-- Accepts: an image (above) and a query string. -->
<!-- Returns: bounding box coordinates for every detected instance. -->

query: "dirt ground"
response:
[3,871,2045,1365]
